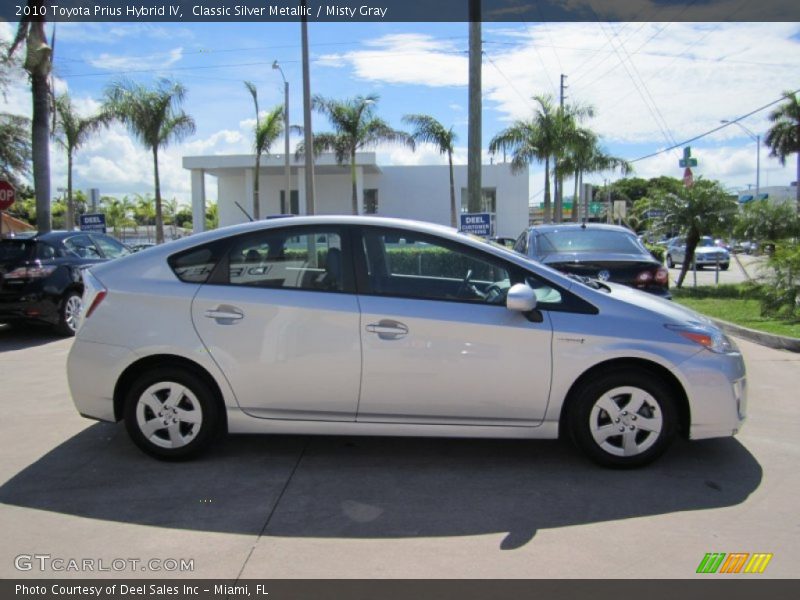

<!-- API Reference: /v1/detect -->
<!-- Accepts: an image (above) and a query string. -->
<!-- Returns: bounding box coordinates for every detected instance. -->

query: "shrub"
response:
[645,243,665,263]
[759,243,800,320]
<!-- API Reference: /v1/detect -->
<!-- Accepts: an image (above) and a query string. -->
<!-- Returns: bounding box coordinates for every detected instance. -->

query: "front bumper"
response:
[680,349,746,440]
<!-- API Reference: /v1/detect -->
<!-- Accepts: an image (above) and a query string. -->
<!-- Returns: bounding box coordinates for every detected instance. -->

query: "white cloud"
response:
[88,47,183,71]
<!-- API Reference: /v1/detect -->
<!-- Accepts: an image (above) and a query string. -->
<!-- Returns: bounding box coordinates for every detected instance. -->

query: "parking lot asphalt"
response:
[0,323,798,579]
[666,253,764,287]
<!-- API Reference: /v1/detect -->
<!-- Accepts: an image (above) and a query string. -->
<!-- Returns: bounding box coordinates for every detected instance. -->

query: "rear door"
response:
[191,226,362,421]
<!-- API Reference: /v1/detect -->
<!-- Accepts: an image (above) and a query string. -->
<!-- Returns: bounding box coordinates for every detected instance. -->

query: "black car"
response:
[0,231,130,335]
[514,223,670,297]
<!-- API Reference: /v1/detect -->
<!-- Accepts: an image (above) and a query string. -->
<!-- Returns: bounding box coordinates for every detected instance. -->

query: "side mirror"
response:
[506,283,538,312]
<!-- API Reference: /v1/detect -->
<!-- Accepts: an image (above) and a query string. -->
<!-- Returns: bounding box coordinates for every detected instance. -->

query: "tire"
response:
[54,291,83,336]
[568,370,677,468]
[666,255,674,268]
[721,263,729,271]
[123,367,221,460]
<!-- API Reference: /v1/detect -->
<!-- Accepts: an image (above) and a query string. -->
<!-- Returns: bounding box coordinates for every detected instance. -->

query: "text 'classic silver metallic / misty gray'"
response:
[67,216,746,467]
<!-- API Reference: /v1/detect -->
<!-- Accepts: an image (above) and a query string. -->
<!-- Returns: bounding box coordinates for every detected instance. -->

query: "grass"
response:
[672,293,800,339]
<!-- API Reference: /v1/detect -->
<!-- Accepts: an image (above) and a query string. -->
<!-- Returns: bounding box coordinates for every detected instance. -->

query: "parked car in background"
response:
[514,223,670,297]
[666,236,730,270]
[68,216,745,468]
[0,231,130,335]
[130,242,156,252]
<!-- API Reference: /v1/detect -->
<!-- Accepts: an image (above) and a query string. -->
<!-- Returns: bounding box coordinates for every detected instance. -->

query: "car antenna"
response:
[234,201,254,222]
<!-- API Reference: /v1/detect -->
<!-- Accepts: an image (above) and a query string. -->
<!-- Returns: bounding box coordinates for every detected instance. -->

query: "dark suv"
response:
[0,231,130,335]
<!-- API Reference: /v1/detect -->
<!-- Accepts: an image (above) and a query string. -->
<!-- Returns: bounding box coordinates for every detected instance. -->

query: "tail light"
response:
[4,262,57,279]
[80,270,107,325]
[636,267,669,288]
[635,270,653,286]
[654,266,669,286]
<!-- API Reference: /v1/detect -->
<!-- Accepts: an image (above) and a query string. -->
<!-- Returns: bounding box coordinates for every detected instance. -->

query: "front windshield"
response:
[698,238,716,247]
[537,230,645,255]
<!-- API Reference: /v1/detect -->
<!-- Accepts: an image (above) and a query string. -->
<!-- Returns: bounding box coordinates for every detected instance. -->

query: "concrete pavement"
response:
[0,325,797,579]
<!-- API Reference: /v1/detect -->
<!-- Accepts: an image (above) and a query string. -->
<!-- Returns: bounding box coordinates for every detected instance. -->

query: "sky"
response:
[1,19,799,207]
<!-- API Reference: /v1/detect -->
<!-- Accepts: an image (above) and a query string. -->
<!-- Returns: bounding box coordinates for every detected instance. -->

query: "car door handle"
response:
[205,307,244,322]
[365,320,408,340]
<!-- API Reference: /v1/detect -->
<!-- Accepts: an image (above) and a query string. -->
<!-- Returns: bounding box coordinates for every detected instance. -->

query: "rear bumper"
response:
[0,292,61,325]
[67,338,136,422]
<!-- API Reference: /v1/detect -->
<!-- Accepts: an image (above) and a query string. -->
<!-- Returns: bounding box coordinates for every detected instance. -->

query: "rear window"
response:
[537,230,646,255]
[0,240,35,262]
[168,241,227,283]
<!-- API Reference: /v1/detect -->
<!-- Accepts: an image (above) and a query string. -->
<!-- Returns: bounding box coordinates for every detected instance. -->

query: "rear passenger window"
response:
[227,229,345,292]
[169,242,226,283]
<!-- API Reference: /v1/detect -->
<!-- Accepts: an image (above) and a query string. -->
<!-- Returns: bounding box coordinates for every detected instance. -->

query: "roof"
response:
[527,223,636,235]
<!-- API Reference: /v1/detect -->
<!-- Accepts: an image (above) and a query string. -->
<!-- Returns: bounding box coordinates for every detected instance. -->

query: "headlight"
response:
[665,323,738,354]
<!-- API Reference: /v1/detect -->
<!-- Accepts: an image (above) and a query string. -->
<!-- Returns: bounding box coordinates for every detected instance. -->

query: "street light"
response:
[721,119,760,199]
[272,60,291,215]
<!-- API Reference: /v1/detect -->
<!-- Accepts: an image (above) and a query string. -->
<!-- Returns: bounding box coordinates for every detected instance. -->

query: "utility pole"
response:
[467,0,482,215]
[301,3,316,214]
[554,73,567,223]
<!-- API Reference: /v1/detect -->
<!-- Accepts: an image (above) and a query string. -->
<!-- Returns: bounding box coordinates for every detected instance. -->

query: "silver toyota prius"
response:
[67,216,746,467]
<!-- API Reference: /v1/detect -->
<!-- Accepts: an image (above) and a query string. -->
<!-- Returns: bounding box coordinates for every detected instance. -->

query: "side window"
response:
[168,241,227,283]
[92,235,130,259]
[64,235,101,259]
[227,229,345,292]
[35,243,56,260]
[361,228,517,305]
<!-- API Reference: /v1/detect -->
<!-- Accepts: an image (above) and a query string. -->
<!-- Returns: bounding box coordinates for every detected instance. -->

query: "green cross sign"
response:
[679,146,698,168]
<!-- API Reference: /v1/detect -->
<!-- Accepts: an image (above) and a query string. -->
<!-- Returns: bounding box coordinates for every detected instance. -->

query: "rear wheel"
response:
[54,291,82,336]
[721,263,729,271]
[666,254,674,268]
[568,371,677,468]
[123,368,221,460]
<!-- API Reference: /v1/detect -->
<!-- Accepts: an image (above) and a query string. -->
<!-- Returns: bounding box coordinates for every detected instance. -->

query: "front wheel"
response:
[568,371,677,468]
[721,263,729,271]
[124,368,221,460]
[666,255,674,268]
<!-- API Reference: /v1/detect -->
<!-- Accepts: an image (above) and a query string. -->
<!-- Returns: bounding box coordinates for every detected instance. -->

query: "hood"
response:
[598,281,711,327]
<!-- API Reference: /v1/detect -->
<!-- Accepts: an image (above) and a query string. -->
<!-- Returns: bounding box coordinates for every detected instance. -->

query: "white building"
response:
[182,152,529,238]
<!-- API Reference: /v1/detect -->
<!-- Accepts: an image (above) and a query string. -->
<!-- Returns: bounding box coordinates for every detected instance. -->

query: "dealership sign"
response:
[79,213,107,233]
[460,213,492,237]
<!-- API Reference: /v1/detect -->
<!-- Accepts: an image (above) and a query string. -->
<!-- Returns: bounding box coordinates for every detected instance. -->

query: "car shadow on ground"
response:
[0,423,762,550]
[0,324,66,352]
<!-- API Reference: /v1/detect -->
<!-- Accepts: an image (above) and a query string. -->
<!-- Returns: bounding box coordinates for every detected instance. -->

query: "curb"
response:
[709,317,800,353]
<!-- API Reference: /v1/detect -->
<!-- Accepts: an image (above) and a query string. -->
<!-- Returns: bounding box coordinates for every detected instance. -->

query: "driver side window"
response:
[361,228,513,305]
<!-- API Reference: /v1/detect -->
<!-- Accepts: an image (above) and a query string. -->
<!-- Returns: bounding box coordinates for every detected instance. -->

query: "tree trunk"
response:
[153,147,164,244]
[796,149,799,213]
[253,155,261,220]
[66,152,73,230]
[448,150,457,227]
[676,226,700,288]
[553,161,562,223]
[572,172,579,222]
[350,150,358,215]
[31,71,51,233]
[543,157,551,223]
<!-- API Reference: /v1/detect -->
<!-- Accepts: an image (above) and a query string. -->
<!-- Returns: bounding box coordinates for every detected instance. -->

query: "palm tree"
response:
[649,179,738,287]
[403,114,458,227]
[764,91,800,211]
[104,79,195,243]
[244,81,285,220]
[311,94,414,215]
[163,197,180,238]
[8,1,52,232]
[489,95,560,223]
[53,94,110,231]
[561,129,633,222]
[552,101,595,222]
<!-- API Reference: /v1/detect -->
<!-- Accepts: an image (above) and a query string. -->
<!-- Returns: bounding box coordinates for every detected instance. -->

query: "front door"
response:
[355,227,554,426]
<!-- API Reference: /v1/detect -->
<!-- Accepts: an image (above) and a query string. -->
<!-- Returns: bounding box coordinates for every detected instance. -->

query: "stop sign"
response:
[0,180,15,211]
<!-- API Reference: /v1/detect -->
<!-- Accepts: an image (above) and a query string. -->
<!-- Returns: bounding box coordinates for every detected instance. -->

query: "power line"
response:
[629,89,799,163]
